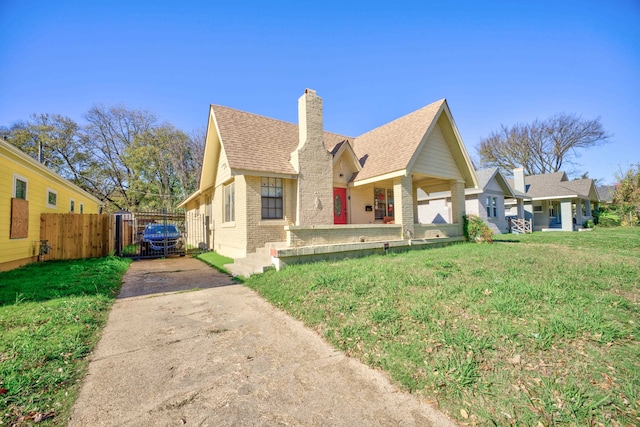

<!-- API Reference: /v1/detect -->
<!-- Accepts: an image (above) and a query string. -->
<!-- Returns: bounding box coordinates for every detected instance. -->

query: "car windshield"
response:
[146,224,179,234]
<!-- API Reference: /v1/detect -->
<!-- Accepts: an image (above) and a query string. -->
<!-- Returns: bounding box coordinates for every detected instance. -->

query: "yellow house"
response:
[0,138,102,271]
[180,89,478,275]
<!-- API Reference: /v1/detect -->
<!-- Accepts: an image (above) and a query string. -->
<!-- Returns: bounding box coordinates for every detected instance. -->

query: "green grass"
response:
[195,251,234,275]
[245,227,640,426]
[0,256,130,426]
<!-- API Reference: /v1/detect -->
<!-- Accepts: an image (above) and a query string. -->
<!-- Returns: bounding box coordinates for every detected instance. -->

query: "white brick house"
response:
[180,89,479,272]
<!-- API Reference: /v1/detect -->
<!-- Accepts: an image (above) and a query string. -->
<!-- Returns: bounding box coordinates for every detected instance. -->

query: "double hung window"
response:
[224,182,235,222]
[261,177,283,219]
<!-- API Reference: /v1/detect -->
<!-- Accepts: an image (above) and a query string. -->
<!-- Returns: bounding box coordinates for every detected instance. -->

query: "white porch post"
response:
[412,186,419,226]
[575,199,584,227]
[450,180,466,224]
[516,199,525,219]
[393,175,415,238]
[560,199,573,231]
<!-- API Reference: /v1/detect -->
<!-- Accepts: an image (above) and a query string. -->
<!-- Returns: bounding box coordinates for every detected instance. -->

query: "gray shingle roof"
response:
[507,171,597,200]
[474,167,499,189]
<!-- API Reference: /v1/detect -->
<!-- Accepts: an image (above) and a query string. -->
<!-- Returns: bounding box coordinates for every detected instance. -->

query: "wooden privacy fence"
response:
[40,213,114,261]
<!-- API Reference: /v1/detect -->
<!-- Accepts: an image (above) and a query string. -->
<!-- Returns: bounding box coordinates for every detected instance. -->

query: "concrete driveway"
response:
[69,257,456,426]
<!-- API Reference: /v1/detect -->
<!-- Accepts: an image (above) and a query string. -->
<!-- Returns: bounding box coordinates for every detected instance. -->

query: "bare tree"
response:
[84,105,157,211]
[188,127,206,187]
[3,105,205,212]
[477,113,609,175]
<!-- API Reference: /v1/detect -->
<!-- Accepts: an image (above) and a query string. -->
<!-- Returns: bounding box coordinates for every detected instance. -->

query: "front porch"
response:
[224,223,464,276]
[534,198,596,232]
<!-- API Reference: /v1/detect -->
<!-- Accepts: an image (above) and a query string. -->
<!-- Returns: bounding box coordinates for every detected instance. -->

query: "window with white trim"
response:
[13,175,27,199]
[70,199,75,213]
[486,196,498,218]
[80,203,84,214]
[261,177,283,219]
[46,189,58,209]
[224,181,235,223]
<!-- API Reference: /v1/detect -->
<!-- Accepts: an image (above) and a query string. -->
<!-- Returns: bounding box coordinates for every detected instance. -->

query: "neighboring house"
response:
[596,184,615,204]
[179,89,478,271]
[1,138,102,271]
[418,167,529,233]
[506,168,600,231]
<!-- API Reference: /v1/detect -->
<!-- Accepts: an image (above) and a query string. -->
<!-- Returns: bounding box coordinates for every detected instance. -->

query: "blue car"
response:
[141,223,185,256]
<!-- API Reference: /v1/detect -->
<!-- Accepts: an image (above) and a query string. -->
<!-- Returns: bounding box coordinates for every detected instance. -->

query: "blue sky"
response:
[1,0,638,184]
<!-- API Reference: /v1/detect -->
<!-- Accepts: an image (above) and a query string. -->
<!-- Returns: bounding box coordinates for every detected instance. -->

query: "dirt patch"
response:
[69,257,456,426]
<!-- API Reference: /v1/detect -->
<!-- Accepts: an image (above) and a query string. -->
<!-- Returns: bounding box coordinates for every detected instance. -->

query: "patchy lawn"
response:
[0,256,130,426]
[245,227,640,426]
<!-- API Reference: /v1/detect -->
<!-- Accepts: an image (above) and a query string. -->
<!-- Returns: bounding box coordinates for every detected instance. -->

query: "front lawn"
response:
[245,227,640,426]
[0,256,130,426]
[195,251,234,274]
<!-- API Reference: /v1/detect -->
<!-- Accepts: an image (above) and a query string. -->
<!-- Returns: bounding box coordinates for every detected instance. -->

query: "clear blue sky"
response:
[1,0,638,185]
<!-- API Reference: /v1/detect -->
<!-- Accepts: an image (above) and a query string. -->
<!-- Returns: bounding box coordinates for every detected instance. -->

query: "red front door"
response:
[333,188,347,224]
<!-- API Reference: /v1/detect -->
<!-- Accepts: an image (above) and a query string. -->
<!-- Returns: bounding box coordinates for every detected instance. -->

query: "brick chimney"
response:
[291,89,333,225]
[513,167,526,193]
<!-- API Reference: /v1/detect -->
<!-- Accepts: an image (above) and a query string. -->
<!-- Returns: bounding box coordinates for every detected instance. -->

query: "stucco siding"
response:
[418,198,450,224]
[350,184,376,224]
[212,176,247,259]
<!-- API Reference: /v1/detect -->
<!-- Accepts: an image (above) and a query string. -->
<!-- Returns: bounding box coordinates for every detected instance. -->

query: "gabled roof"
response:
[508,171,599,201]
[212,105,350,176]
[197,97,475,190]
[475,168,502,191]
[473,168,527,198]
[351,100,444,181]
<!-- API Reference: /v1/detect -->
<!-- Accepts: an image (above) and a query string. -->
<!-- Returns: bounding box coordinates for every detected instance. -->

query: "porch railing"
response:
[509,217,532,234]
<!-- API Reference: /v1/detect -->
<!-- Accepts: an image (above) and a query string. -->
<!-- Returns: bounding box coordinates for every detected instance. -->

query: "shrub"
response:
[582,219,595,229]
[463,214,493,242]
[598,211,622,227]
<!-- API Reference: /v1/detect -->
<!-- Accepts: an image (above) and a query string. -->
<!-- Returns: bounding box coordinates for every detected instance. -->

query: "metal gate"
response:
[114,209,208,259]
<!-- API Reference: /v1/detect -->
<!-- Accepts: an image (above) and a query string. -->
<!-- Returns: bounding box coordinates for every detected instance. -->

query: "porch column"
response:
[450,180,466,224]
[516,199,524,219]
[412,186,419,226]
[585,199,592,217]
[560,199,573,231]
[393,175,415,238]
[575,199,583,227]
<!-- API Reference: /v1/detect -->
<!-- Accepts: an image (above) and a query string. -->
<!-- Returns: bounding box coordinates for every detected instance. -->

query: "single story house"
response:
[418,167,529,233]
[1,138,102,271]
[179,89,479,273]
[506,168,600,231]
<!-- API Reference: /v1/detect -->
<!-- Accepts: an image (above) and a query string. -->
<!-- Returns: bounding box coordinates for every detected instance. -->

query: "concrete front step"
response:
[224,242,284,278]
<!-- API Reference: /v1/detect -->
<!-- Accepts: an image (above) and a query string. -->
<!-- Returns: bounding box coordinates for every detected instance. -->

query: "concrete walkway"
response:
[69,257,456,426]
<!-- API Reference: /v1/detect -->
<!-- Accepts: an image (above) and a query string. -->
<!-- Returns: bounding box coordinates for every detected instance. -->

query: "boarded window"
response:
[10,198,29,239]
